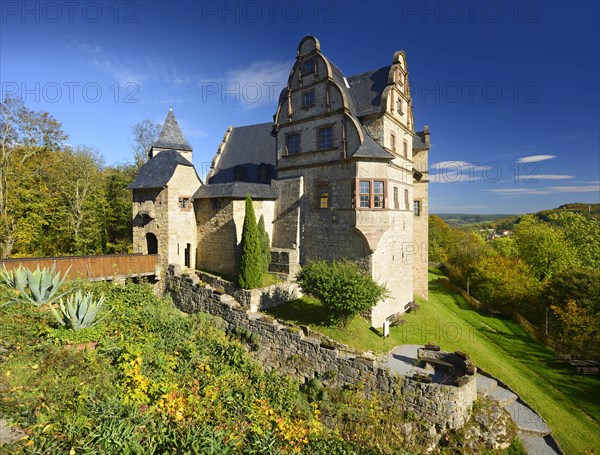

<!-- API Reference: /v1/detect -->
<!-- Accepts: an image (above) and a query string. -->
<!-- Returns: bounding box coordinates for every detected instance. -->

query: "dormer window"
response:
[397,99,404,115]
[303,59,315,75]
[302,90,315,108]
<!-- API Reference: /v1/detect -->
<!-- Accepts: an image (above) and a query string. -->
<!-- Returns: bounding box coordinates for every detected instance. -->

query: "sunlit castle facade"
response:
[129,35,429,327]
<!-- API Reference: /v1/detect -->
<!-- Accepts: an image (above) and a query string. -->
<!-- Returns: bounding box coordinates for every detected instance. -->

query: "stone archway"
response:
[146,233,158,255]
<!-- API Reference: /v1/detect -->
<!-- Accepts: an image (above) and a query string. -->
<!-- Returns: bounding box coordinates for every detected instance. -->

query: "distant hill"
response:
[434,203,599,229]
[434,213,514,227]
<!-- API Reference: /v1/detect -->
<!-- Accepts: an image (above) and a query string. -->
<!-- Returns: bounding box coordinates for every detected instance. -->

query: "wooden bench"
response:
[576,366,599,375]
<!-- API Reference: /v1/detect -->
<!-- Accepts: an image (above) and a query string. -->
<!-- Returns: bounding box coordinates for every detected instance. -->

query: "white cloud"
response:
[199,60,292,109]
[487,183,600,196]
[549,185,600,193]
[528,174,574,180]
[488,188,551,195]
[517,154,556,163]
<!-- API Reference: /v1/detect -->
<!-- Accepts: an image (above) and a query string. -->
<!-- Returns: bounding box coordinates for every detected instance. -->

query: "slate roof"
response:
[209,123,276,184]
[194,182,277,200]
[152,108,192,152]
[347,66,391,116]
[127,150,194,189]
[413,131,428,151]
[350,128,395,160]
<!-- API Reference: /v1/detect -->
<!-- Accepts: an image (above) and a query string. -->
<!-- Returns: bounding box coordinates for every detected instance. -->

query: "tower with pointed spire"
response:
[149,108,193,162]
[127,108,202,275]
[128,36,429,327]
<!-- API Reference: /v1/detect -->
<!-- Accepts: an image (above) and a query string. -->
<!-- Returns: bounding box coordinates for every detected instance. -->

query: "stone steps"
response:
[505,401,551,436]
[476,374,560,454]
[476,374,498,396]
[487,385,518,406]
[520,434,561,455]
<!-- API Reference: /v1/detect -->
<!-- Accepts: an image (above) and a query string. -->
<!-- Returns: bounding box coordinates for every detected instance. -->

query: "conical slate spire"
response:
[152,108,192,151]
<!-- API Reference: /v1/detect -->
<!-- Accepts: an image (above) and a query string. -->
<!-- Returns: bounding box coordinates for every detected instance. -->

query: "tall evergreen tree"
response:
[258,214,271,274]
[238,194,262,289]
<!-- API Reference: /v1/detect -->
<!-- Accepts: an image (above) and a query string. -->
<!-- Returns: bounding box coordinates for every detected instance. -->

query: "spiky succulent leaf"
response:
[57,291,108,330]
[0,267,14,287]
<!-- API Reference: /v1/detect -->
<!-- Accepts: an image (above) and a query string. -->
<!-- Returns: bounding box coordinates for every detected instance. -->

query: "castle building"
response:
[129,36,429,327]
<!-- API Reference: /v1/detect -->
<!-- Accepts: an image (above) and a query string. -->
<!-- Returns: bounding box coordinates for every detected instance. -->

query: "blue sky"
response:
[1,0,599,214]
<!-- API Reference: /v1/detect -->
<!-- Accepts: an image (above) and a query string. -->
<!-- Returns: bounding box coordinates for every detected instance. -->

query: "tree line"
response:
[430,210,600,358]
[0,96,159,258]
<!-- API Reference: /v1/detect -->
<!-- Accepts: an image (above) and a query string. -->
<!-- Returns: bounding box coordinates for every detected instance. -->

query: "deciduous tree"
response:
[130,119,161,169]
[0,96,67,258]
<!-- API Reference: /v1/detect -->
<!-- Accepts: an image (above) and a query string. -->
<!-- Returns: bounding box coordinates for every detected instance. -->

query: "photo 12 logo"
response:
[2,82,139,103]
[1,1,140,23]
[199,1,340,24]
[398,1,540,24]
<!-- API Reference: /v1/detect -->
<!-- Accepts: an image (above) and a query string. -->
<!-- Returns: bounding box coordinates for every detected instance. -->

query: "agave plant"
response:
[54,291,109,330]
[17,264,71,307]
[0,265,28,290]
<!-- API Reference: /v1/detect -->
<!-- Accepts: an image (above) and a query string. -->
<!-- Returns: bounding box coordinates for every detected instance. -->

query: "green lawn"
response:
[265,268,600,454]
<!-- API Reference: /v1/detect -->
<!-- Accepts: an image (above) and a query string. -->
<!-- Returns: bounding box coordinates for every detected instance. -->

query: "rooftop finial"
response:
[169,106,173,111]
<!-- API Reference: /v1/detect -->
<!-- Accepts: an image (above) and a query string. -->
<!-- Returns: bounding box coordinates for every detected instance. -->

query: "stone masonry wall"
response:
[166,266,476,431]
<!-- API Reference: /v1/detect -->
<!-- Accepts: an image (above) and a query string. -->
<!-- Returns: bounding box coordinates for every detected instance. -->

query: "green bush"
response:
[258,214,271,274]
[295,259,389,326]
[238,194,263,289]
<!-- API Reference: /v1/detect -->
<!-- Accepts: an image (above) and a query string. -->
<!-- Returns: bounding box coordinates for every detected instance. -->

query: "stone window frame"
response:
[317,184,330,209]
[302,89,315,108]
[302,58,316,75]
[179,195,193,211]
[404,188,410,211]
[403,139,408,158]
[397,97,404,115]
[317,124,335,150]
[390,132,396,152]
[285,132,301,155]
[355,178,387,210]
[393,186,399,209]
[414,199,421,216]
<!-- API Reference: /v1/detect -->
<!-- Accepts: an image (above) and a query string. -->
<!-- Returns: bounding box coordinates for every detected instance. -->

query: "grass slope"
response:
[266,268,600,454]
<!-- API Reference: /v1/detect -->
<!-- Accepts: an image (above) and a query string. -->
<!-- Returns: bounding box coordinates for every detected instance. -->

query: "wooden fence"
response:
[436,277,560,350]
[0,254,159,281]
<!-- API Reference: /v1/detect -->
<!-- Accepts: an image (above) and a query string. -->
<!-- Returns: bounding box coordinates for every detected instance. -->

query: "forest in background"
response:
[429,206,600,359]
[0,96,159,259]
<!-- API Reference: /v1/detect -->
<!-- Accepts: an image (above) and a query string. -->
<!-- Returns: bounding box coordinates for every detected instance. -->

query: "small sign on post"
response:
[383,320,390,338]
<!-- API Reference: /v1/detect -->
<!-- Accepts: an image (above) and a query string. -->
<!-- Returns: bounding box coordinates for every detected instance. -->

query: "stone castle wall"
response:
[166,266,476,431]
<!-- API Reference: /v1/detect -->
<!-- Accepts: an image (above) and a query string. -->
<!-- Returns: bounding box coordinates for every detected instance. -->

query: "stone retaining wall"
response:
[167,265,477,430]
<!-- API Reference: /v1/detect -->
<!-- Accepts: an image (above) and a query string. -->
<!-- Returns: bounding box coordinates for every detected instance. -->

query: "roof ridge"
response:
[347,65,390,81]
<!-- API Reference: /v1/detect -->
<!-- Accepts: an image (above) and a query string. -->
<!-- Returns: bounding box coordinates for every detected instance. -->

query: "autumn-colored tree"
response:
[551,300,600,359]
[514,214,576,280]
[0,96,68,258]
[469,256,541,313]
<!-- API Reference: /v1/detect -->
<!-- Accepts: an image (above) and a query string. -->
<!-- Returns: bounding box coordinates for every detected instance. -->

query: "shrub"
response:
[238,194,263,289]
[258,214,271,274]
[295,259,389,326]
